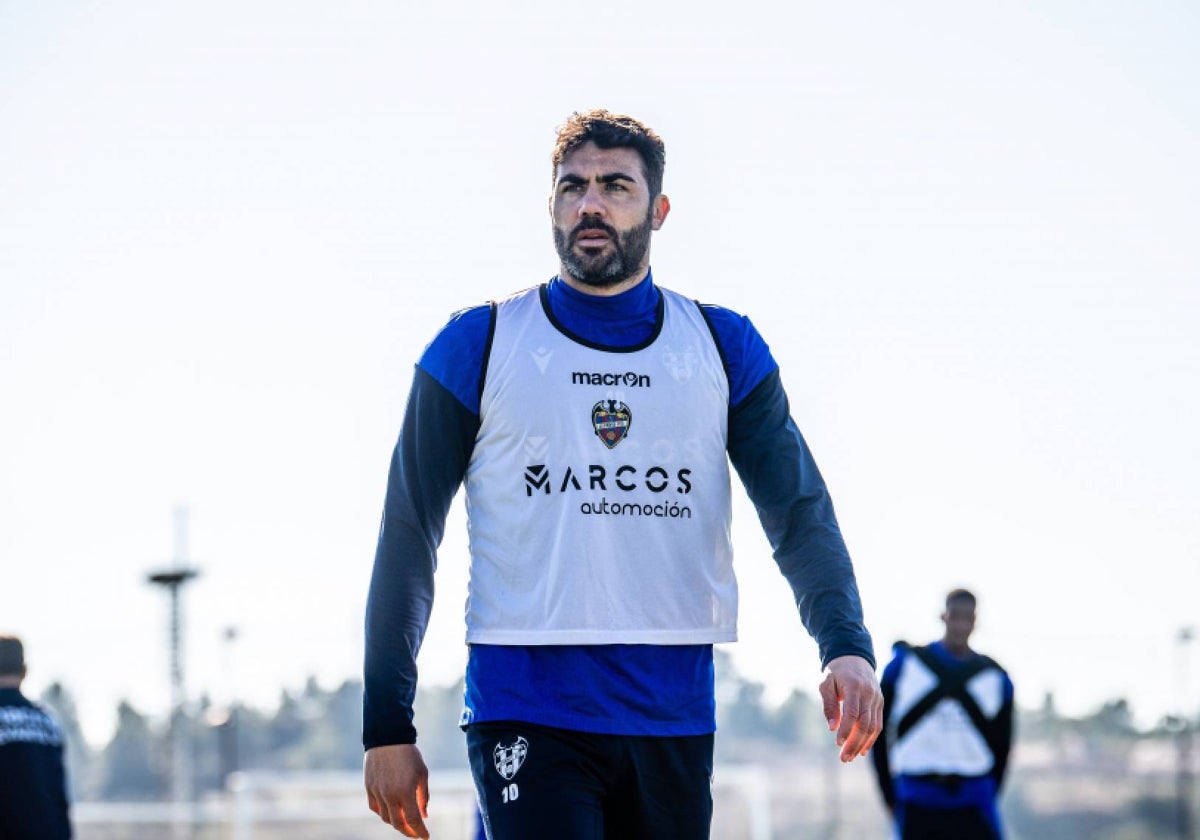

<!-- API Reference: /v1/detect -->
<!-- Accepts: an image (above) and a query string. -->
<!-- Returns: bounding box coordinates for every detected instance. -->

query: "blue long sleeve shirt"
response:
[364,272,874,748]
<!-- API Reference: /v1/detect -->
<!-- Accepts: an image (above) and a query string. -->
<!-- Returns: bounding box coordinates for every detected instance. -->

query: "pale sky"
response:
[1,1,1197,745]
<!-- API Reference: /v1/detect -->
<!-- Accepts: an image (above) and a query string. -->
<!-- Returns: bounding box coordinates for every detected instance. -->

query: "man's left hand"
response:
[818,654,883,763]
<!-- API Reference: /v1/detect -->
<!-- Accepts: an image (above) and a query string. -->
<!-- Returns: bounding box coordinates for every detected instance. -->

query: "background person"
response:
[0,634,72,840]
[871,589,1014,839]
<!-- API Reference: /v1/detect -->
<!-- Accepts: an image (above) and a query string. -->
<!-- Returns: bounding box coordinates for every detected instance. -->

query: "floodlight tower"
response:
[1178,627,1196,840]
[147,506,200,840]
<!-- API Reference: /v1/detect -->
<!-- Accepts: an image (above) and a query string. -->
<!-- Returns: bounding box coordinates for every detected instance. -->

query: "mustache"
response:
[570,219,618,245]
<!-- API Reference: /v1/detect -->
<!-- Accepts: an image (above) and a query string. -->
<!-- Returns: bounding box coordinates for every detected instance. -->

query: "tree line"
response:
[34,649,1184,805]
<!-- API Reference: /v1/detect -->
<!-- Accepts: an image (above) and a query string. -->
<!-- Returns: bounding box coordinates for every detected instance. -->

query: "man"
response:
[364,109,882,839]
[0,635,72,840]
[871,589,1014,839]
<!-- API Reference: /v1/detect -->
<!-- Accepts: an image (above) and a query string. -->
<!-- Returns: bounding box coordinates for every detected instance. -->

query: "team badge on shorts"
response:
[493,736,529,780]
[592,399,631,449]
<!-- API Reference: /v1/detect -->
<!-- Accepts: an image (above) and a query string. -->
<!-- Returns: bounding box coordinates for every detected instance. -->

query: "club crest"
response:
[493,736,529,780]
[592,399,631,449]
[662,345,699,383]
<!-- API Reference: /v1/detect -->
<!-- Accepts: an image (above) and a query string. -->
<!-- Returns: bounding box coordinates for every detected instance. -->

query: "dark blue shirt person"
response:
[0,636,72,840]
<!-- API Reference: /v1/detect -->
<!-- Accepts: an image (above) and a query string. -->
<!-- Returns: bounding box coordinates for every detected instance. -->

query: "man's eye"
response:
[606,183,627,191]
[561,183,582,193]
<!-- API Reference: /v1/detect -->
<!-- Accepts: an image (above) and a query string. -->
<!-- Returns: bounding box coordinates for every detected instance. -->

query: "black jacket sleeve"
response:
[726,369,875,669]
[871,656,898,809]
[988,681,1015,790]
[362,365,479,749]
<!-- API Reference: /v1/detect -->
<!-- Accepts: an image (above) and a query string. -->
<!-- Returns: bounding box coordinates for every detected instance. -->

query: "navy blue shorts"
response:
[897,801,1002,840]
[467,721,714,840]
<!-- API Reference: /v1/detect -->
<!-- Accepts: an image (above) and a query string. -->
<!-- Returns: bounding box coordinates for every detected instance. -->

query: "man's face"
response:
[551,141,666,289]
[942,600,977,647]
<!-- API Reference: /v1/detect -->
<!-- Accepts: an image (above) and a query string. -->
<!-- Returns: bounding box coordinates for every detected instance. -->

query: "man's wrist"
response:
[363,730,417,751]
[822,650,876,671]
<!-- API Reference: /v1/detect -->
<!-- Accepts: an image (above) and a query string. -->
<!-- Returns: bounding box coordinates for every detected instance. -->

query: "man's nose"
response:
[577,184,606,217]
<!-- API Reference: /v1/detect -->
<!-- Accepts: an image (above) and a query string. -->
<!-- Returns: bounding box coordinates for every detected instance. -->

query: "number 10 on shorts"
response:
[501,783,519,803]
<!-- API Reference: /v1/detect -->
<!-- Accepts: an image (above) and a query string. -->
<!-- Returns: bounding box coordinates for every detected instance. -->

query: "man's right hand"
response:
[365,744,431,838]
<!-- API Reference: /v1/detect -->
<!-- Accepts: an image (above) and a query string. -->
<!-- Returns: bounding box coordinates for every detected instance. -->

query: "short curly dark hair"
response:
[0,635,25,677]
[946,588,977,609]
[551,110,667,200]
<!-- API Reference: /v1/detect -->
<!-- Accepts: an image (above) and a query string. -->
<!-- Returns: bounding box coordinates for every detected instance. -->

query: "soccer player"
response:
[871,589,1014,839]
[363,109,882,839]
[0,635,72,840]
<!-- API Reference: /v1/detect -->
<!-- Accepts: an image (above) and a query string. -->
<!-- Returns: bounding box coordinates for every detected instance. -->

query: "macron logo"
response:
[530,348,553,374]
[571,371,651,388]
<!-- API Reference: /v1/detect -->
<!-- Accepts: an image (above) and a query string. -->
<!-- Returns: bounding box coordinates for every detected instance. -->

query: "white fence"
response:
[74,765,776,840]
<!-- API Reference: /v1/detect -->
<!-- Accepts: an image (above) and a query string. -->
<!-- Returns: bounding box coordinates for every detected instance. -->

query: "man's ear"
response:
[651,194,671,230]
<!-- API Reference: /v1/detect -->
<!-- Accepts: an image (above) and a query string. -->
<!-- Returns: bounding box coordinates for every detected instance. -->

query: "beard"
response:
[553,210,653,289]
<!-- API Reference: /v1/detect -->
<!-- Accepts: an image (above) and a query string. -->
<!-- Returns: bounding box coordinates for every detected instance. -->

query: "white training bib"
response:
[463,284,736,645]
[889,654,1007,776]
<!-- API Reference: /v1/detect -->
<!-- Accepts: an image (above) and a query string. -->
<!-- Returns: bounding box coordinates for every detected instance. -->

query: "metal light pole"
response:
[1178,627,1196,840]
[147,506,200,840]
[218,625,241,785]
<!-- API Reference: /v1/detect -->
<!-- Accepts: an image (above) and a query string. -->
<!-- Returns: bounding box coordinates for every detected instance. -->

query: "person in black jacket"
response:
[0,635,72,840]
[871,590,1014,839]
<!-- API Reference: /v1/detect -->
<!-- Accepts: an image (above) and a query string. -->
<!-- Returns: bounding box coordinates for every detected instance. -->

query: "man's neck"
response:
[0,677,22,690]
[940,637,973,657]
[559,264,650,298]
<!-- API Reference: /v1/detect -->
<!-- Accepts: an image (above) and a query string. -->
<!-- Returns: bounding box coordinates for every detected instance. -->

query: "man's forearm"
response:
[364,515,436,747]
[990,697,1015,790]
[363,366,479,748]
[727,370,874,668]
[871,668,897,806]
